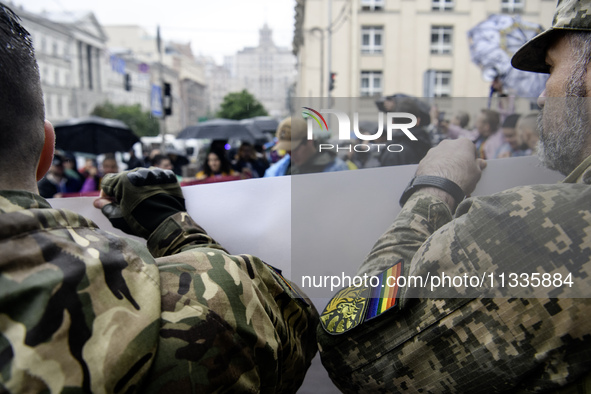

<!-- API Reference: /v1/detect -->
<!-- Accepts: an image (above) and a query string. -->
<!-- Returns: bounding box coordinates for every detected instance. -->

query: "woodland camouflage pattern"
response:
[317,155,591,393]
[0,190,318,393]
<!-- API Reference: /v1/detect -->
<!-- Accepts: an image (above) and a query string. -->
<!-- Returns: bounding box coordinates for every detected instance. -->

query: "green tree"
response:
[216,89,268,120]
[91,102,160,137]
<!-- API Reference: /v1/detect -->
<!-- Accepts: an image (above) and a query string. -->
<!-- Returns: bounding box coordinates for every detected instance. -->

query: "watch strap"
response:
[399,175,465,207]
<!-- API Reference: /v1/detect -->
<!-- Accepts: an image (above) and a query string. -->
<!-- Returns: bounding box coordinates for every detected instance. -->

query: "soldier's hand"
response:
[93,168,186,239]
[416,138,487,208]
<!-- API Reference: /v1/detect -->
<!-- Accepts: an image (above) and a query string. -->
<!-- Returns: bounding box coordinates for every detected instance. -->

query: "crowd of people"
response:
[4,0,591,392]
[38,140,274,197]
[37,153,120,198]
[427,106,540,159]
[38,96,543,198]
[40,104,541,199]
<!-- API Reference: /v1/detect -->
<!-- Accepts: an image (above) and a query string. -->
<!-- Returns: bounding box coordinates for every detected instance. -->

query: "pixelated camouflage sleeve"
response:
[319,183,591,393]
[356,191,453,304]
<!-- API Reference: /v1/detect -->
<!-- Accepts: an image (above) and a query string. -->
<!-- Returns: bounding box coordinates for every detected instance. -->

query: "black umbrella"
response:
[165,147,190,167]
[53,116,140,155]
[240,117,279,144]
[241,116,279,134]
[177,118,258,142]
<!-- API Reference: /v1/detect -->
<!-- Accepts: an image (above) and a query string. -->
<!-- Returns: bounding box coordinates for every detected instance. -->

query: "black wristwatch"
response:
[399,175,465,207]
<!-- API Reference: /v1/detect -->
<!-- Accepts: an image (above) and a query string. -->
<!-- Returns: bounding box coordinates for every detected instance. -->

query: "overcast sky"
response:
[18,0,296,63]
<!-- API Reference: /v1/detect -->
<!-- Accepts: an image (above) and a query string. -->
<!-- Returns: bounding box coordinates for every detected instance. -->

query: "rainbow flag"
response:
[365,261,403,321]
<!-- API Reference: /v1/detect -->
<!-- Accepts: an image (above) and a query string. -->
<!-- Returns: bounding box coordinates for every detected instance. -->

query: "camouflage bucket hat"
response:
[512,0,591,73]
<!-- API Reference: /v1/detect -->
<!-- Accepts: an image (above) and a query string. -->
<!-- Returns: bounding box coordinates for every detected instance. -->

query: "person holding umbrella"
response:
[0,5,318,393]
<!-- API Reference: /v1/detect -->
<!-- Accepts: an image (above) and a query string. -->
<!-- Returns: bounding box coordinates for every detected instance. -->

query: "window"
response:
[361,0,384,11]
[360,71,382,97]
[501,0,523,13]
[430,26,453,55]
[361,27,383,54]
[432,0,453,11]
[424,70,452,97]
[87,44,93,90]
[46,95,53,117]
[434,71,452,97]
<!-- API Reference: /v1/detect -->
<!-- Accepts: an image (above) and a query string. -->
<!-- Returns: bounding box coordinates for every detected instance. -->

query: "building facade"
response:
[235,24,297,118]
[105,52,152,111]
[293,0,555,100]
[17,6,108,123]
[104,25,208,134]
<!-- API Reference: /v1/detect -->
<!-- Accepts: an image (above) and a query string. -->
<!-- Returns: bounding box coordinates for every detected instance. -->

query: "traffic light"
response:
[329,72,336,92]
[163,82,172,116]
[124,73,131,91]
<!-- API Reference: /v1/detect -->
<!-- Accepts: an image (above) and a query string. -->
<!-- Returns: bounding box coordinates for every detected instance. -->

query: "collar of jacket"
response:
[563,154,591,184]
[0,190,51,214]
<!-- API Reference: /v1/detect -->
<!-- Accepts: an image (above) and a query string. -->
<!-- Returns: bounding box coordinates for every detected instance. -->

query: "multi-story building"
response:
[104,25,208,133]
[294,0,555,100]
[102,25,159,64]
[17,6,108,123]
[235,24,297,118]
[105,51,151,110]
[196,55,242,116]
[167,42,208,127]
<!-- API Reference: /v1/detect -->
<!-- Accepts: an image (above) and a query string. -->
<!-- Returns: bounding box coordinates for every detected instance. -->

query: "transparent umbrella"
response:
[468,14,548,99]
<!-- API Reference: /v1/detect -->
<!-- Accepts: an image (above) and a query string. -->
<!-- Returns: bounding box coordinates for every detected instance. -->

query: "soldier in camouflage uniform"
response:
[0,4,318,393]
[317,0,591,392]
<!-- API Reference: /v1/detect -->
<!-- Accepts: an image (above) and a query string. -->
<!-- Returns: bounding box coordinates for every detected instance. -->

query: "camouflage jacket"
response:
[318,155,591,393]
[0,191,318,393]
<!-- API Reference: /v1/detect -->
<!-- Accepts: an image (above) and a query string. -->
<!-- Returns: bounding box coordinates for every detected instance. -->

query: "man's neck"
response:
[0,179,39,194]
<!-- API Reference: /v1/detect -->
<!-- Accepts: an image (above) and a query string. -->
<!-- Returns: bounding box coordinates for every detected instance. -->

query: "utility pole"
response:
[310,27,324,99]
[327,0,333,107]
[157,25,167,153]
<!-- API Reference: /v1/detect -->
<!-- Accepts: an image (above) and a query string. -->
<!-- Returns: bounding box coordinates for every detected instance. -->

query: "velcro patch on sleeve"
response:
[264,262,309,307]
[364,261,403,321]
[320,285,370,334]
[320,260,403,335]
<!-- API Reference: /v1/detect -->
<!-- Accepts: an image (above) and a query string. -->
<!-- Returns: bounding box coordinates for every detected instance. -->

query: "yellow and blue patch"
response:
[320,260,404,335]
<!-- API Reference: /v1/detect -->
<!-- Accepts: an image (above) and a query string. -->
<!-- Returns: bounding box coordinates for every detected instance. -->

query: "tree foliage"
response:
[91,102,160,137]
[216,89,268,120]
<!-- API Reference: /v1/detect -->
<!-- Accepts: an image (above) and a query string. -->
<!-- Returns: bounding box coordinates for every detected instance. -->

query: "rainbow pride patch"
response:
[365,261,403,321]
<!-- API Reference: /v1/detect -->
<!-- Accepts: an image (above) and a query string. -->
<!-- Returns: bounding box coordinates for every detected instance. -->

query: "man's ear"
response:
[36,120,55,181]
